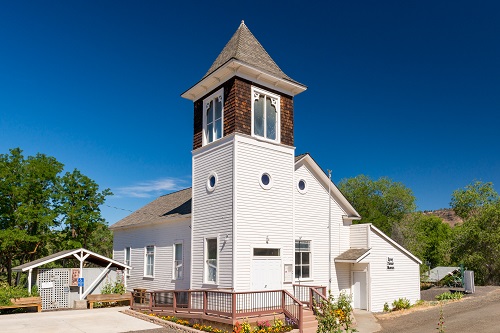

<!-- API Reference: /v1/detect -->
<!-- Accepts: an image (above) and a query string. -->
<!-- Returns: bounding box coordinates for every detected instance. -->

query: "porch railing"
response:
[292,284,327,308]
[309,287,328,314]
[131,289,304,332]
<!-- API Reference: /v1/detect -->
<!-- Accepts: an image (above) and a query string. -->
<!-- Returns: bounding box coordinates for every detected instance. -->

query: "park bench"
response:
[87,292,131,309]
[0,296,42,312]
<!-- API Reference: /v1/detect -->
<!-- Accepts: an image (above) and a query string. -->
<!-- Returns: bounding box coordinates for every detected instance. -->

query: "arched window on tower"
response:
[252,87,279,142]
[203,88,224,145]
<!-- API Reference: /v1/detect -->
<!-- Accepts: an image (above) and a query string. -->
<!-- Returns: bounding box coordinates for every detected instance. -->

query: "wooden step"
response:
[301,309,318,332]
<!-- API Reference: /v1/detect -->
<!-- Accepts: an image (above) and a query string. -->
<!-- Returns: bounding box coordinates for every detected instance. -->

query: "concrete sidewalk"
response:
[353,309,381,333]
[0,306,161,333]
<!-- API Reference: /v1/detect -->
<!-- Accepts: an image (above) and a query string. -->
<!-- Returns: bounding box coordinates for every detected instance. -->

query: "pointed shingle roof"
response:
[203,21,297,84]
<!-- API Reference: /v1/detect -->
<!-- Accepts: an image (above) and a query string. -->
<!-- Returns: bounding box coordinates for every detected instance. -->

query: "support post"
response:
[173,291,177,313]
[79,250,83,300]
[299,303,304,333]
[203,291,208,316]
[28,269,32,295]
[232,292,237,322]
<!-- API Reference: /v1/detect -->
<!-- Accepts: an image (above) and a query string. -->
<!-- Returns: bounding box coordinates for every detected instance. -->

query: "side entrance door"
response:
[352,271,367,310]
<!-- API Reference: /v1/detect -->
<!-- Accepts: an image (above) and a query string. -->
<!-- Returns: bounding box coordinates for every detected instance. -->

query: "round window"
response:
[259,172,273,190]
[261,174,270,186]
[297,179,307,194]
[206,172,218,192]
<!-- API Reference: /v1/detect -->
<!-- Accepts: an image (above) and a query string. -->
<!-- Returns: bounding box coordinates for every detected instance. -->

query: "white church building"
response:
[111,21,421,313]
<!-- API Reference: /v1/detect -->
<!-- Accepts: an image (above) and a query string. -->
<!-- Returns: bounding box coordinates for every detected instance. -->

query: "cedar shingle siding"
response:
[193,77,294,149]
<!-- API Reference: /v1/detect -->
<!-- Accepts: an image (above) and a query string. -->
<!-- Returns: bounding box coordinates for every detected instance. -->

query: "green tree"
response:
[338,175,416,235]
[449,181,500,285]
[0,148,113,285]
[451,181,499,219]
[56,169,112,250]
[394,213,451,270]
[0,148,62,285]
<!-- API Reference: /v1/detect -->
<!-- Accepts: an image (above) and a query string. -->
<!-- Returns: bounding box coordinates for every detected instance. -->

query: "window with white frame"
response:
[124,247,131,276]
[205,238,218,283]
[295,240,311,279]
[203,88,224,145]
[252,87,280,141]
[173,242,183,280]
[144,245,155,277]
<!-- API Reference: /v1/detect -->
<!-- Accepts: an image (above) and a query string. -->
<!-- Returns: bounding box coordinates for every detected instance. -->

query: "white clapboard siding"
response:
[233,136,295,292]
[335,262,352,295]
[350,224,369,248]
[191,138,234,289]
[359,226,421,312]
[112,219,191,291]
[294,163,350,295]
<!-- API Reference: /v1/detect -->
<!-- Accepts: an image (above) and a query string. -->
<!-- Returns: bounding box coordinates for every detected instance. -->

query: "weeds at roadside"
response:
[437,304,445,332]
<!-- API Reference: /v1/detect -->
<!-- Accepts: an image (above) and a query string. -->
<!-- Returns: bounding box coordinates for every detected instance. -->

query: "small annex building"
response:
[13,248,130,310]
[111,21,421,313]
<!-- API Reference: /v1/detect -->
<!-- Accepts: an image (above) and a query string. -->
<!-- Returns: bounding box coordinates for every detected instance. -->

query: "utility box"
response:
[464,270,475,294]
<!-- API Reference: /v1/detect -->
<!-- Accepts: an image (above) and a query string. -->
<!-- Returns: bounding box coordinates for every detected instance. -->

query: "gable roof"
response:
[12,248,130,272]
[203,21,297,84]
[109,187,191,230]
[295,153,361,219]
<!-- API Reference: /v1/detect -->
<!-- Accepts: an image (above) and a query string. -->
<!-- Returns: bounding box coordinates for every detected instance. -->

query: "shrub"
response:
[413,300,425,307]
[0,285,33,306]
[435,291,463,301]
[383,302,390,312]
[100,277,126,295]
[314,291,356,333]
[392,298,411,311]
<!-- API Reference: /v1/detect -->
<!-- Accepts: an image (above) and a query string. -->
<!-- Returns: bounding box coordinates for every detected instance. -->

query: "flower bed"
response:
[143,313,293,333]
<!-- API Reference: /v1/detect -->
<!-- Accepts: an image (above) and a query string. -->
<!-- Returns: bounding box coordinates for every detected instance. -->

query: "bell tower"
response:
[182,21,306,291]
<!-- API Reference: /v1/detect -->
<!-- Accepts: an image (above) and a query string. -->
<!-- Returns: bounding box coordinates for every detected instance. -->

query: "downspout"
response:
[328,169,332,293]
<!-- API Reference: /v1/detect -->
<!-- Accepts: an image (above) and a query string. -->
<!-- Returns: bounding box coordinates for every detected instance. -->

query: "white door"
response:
[251,259,282,290]
[251,259,282,309]
[353,271,367,310]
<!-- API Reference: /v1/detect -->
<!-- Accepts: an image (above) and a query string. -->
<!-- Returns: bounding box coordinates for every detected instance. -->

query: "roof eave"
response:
[368,224,423,264]
[14,248,132,272]
[181,59,307,102]
[295,154,361,219]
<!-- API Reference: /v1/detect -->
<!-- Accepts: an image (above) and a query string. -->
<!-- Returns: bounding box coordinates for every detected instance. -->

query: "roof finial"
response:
[241,20,245,25]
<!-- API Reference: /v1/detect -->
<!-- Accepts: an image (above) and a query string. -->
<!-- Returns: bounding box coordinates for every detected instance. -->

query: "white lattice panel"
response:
[39,269,70,310]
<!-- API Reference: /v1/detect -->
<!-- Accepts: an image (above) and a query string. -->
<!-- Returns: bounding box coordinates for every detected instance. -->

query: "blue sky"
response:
[1,1,498,226]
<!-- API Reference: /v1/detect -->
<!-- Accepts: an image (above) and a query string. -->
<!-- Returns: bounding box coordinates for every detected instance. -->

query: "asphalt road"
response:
[376,286,500,333]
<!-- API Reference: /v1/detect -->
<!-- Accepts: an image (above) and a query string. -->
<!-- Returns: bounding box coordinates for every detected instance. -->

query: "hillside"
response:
[423,208,463,227]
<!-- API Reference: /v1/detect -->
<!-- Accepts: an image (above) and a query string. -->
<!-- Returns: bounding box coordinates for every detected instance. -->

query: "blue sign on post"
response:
[77,277,84,287]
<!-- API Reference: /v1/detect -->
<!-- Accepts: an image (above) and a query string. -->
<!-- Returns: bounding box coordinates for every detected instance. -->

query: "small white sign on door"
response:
[41,281,54,289]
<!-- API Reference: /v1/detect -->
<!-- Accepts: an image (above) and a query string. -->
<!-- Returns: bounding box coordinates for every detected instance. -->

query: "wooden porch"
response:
[129,285,328,333]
